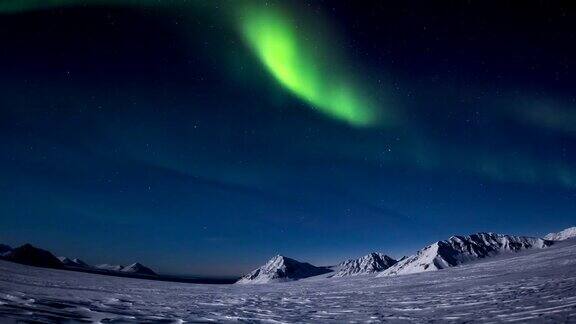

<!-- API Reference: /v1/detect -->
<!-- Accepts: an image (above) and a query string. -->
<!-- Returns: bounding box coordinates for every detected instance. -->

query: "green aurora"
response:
[0,0,385,127]
[2,0,575,188]
[237,3,381,126]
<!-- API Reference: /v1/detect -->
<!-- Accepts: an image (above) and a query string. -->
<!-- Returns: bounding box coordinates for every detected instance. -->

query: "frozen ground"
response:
[1,240,575,323]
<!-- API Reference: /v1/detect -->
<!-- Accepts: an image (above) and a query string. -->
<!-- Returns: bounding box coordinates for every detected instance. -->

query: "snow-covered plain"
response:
[1,240,576,323]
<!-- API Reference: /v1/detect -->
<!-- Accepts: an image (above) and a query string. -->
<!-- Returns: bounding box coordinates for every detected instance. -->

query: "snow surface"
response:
[545,226,576,241]
[1,240,575,323]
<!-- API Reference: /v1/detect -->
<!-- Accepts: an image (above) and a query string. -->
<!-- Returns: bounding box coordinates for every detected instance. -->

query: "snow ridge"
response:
[379,232,552,277]
[331,252,396,277]
[237,255,332,284]
[544,227,576,241]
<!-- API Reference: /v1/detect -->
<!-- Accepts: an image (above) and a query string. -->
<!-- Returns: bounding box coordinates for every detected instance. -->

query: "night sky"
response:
[1,0,575,277]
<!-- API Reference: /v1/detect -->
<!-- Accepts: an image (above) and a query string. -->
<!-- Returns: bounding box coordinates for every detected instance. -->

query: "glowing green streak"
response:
[238,5,379,127]
[1,0,383,126]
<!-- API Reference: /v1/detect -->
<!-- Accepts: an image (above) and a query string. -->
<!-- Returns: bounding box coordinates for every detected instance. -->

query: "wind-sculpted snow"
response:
[545,226,576,241]
[1,240,575,323]
[380,232,552,276]
[331,252,396,277]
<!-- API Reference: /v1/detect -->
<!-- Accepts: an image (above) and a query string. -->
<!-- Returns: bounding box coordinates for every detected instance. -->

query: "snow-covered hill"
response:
[544,227,576,241]
[121,262,157,276]
[2,244,64,269]
[379,232,552,277]
[72,258,89,267]
[58,257,90,268]
[237,255,332,284]
[330,252,396,277]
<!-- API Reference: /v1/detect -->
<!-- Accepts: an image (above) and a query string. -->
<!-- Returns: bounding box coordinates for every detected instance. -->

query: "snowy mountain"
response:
[0,242,158,277]
[58,257,90,268]
[544,227,576,241]
[330,252,397,277]
[237,255,332,284]
[379,232,552,277]
[72,258,89,267]
[58,257,75,266]
[57,256,155,275]
[121,262,157,276]
[2,244,64,269]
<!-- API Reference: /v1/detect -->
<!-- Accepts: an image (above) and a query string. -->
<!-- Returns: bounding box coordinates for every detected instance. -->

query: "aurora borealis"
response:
[0,1,575,276]
[0,0,384,126]
[238,3,382,126]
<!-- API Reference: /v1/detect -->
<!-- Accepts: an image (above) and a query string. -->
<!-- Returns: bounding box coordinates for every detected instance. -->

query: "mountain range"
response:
[1,226,573,284]
[0,243,157,276]
[237,227,574,284]
[377,232,551,277]
[58,257,90,268]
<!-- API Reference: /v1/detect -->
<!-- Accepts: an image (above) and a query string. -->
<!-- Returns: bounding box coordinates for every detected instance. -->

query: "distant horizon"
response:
[3,225,572,277]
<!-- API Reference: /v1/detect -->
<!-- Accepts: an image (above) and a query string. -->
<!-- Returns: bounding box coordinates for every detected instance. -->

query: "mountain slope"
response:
[379,232,552,277]
[58,256,90,268]
[331,252,396,277]
[3,244,64,269]
[544,227,576,241]
[72,258,89,267]
[121,262,157,276]
[58,257,75,266]
[237,255,332,284]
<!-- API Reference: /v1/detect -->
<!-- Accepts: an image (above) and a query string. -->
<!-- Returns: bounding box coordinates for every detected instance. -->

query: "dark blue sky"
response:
[1,1,575,276]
